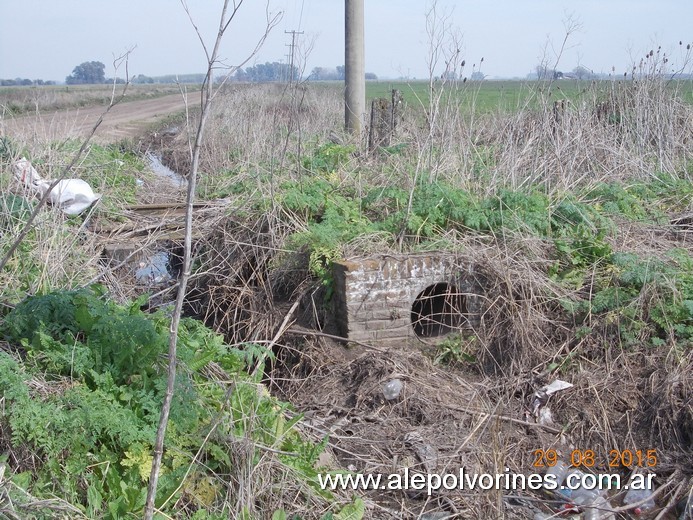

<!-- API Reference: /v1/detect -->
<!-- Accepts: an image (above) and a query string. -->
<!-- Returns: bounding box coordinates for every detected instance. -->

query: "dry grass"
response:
[0,83,189,115]
[1,69,691,517]
[0,188,103,300]
[154,76,692,517]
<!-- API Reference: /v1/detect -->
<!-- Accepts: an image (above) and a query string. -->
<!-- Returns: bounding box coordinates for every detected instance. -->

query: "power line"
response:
[284,29,304,83]
[297,0,305,32]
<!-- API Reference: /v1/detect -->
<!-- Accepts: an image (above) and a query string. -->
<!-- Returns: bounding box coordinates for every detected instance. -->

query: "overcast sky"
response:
[1,1,691,82]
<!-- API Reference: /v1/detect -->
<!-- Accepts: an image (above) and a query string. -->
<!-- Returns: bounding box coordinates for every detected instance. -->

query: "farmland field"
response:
[367,78,693,112]
[2,78,690,118]
[0,82,198,115]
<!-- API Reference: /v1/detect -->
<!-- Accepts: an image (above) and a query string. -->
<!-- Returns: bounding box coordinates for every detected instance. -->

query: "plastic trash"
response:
[545,460,570,496]
[571,481,599,507]
[13,157,101,215]
[583,496,614,520]
[531,379,574,416]
[382,378,403,400]
[543,380,575,394]
[537,407,554,426]
[543,465,614,520]
[136,251,173,285]
[624,483,655,515]
[558,467,586,500]
[420,513,451,520]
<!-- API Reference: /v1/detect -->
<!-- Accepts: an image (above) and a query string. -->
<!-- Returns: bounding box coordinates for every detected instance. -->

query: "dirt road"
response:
[2,93,189,143]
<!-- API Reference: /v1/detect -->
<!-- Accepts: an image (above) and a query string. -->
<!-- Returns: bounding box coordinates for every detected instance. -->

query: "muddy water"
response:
[145,152,186,188]
[136,251,173,284]
[131,154,186,287]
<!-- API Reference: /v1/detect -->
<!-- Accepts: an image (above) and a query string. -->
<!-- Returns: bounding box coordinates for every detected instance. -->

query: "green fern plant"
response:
[0,288,334,517]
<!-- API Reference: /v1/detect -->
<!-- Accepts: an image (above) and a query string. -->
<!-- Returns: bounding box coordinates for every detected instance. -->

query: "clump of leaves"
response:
[0,193,33,230]
[284,172,620,294]
[0,287,334,518]
[585,172,693,223]
[302,142,355,176]
[283,178,377,286]
[0,135,18,161]
[565,249,693,346]
[3,286,165,384]
[434,334,478,365]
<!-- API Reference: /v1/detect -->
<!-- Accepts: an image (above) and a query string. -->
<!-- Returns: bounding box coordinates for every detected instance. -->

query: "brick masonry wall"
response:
[332,254,483,346]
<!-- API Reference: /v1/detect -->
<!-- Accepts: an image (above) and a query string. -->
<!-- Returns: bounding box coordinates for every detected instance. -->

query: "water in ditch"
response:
[145,152,186,188]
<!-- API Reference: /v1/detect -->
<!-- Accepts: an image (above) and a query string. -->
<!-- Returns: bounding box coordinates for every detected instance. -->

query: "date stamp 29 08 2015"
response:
[532,448,658,469]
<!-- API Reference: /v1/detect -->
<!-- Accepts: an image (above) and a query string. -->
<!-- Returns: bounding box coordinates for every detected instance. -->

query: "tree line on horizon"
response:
[6,59,691,87]
[0,78,57,86]
[1,60,379,87]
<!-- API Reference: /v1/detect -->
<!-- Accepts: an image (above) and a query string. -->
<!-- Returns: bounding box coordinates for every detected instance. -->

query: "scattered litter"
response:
[136,251,173,285]
[623,473,655,515]
[531,379,574,416]
[571,475,602,506]
[382,378,403,400]
[543,380,574,395]
[403,431,438,473]
[13,157,101,215]
[533,513,553,520]
[583,496,614,520]
[544,460,571,497]
[420,513,452,520]
[542,461,615,519]
[537,407,554,426]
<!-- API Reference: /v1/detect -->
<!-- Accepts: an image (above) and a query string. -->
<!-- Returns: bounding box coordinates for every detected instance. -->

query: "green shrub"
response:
[301,143,355,175]
[0,193,33,230]
[0,287,333,518]
[585,173,693,223]
[0,135,18,161]
[566,250,693,346]
[4,287,165,384]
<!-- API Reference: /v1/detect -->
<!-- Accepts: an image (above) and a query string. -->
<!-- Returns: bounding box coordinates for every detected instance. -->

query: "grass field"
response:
[367,78,693,112]
[2,79,690,118]
[0,83,198,115]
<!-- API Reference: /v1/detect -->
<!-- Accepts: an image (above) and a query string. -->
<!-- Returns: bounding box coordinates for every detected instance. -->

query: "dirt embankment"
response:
[2,93,189,143]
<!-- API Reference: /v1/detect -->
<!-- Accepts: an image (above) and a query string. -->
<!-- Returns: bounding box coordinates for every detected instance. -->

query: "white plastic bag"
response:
[13,157,101,215]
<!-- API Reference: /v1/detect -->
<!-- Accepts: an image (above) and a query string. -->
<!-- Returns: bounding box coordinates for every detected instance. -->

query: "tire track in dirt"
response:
[2,93,189,143]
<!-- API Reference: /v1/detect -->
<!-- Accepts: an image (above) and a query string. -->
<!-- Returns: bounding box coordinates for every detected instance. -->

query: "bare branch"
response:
[211,3,282,97]
[142,2,280,517]
[180,0,210,63]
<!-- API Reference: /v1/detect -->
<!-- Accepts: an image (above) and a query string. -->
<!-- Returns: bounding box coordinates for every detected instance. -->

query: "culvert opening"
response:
[411,282,467,338]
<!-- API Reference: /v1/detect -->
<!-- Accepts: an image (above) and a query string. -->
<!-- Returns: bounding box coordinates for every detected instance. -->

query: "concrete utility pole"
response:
[345,0,365,136]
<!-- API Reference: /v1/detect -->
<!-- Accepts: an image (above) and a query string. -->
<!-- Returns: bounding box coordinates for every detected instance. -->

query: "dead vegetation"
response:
[1,54,692,518]
[170,206,691,518]
[123,67,692,517]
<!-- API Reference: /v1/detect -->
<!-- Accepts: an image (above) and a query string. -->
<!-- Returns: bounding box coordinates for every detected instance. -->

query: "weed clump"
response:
[0,287,349,518]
